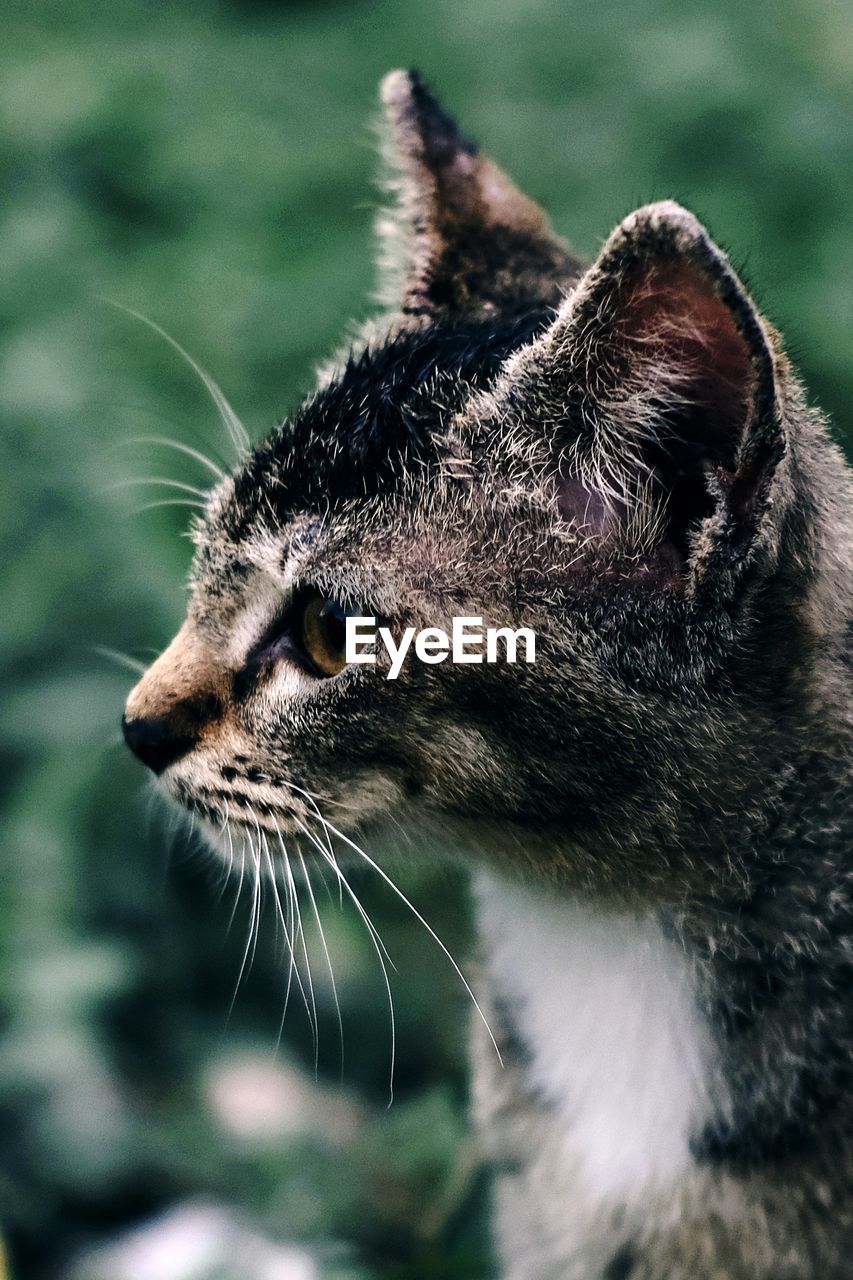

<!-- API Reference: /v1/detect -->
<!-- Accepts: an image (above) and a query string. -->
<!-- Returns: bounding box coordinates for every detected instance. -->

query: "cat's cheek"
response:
[329,771,409,830]
[259,657,358,707]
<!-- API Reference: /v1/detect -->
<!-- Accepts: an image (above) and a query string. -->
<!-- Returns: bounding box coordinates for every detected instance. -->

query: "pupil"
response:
[319,599,347,653]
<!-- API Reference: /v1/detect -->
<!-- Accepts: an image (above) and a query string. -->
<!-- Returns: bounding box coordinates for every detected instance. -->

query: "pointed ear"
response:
[523,201,785,591]
[376,70,577,319]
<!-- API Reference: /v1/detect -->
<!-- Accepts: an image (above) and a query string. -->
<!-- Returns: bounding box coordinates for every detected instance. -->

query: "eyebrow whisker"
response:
[125,435,227,480]
[104,300,250,458]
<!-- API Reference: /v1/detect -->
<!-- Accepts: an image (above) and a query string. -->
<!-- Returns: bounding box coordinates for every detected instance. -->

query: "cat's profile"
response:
[123,70,853,1279]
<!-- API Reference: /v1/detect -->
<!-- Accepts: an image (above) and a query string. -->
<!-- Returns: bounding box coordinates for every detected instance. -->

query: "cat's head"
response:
[123,71,832,893]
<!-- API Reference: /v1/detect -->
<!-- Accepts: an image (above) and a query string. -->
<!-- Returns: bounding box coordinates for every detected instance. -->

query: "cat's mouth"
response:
[173,775,304,828]
[170,773,329,845]
[161,758,405,867]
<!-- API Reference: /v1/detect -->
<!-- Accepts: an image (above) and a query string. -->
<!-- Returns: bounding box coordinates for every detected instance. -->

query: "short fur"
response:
[124,71,853,1278]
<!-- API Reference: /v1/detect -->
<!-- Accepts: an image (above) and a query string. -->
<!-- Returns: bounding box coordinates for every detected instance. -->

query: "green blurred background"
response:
[2,1,852,1277]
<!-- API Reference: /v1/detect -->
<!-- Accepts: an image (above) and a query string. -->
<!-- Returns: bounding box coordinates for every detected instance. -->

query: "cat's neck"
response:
[474,869,719,1208]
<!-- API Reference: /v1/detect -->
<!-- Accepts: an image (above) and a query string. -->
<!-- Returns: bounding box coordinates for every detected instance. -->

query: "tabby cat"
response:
[123,71,853,1279]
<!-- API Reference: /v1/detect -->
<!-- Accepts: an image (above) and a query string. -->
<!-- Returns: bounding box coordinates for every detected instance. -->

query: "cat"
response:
[123,70,853,1279]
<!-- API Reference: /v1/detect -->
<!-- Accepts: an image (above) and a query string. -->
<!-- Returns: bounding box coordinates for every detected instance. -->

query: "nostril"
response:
[122,713,197,775]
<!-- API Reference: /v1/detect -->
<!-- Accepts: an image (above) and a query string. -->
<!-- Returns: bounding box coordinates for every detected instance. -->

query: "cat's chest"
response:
[476,873,717,1209]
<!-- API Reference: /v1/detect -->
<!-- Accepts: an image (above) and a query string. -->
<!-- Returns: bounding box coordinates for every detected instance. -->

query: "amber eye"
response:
[298,589,349,677]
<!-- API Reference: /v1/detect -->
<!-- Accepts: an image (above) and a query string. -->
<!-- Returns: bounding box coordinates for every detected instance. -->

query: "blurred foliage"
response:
[1,0,852,1276]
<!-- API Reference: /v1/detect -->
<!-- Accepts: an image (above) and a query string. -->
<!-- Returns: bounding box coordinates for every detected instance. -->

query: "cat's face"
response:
[124,72,803,890]
[123,317,591,863]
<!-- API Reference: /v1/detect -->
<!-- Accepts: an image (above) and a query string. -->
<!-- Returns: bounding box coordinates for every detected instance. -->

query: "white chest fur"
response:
[476,873,717,1210]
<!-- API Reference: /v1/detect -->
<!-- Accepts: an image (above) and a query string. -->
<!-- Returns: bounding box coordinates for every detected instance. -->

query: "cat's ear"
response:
[515,200,785,593]
[376,70,576,319]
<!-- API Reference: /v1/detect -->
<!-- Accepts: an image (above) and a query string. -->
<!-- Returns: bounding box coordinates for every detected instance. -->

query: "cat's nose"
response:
[122,712,197,775]
[122,622,228,773]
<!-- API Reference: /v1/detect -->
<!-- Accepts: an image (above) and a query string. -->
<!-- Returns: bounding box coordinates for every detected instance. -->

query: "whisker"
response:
[223,803,236,883]
[92,646,147,676]
[279,836,319,1068]
[134,498,207,514]
[291,820,374,923]
[278,779,355,813]
[312,855,338,907]
[226,827,247,937]
[268,824,300,1033]
[104,300,250,457]
[111,477,211,500]
[311,811,502,1067]
[262,828,313,1044]
[229,833,262,1015]
[276,807,364,970]
[124,435,226,480]
[246,823,264,976]
[285,782,345,906]
[298,847,344,1075]
[212,806,236,905]
[294,814,397,1102]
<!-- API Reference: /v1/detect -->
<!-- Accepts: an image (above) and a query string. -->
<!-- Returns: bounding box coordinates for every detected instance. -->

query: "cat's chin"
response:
[185,806,341,872]
[184,805,418,889]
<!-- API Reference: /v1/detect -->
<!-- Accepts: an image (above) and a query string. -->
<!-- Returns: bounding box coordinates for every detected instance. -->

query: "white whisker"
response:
[311,812,502,1067]
[293,814,397,1102]
[93,646,148,675]
[111,477,211,500]
[262,828,313,1044]
[104,300,250,457]
[134,498,207,514]
[279,835,319,1067]
[226,829,247,936]
[298,847,345,1075]
[212,806,235,904]
[285,782,345,906]
[125,435,226,480]
[229,833,262,1015]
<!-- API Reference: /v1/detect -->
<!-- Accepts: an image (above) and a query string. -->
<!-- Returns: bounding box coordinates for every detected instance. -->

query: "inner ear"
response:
[623,260,756,466]
[616,259,758,557]
[502,201,782,590]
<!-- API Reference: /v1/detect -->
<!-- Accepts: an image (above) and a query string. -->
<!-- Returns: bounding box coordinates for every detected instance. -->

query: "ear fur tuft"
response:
[375,70,579,319]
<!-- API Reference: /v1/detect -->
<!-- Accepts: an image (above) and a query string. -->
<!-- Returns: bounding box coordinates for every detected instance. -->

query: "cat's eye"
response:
[236,587,354,697]
[297,589,350,677]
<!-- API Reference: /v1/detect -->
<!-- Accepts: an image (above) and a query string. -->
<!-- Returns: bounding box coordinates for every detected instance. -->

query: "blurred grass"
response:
[1,0,852,1277]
